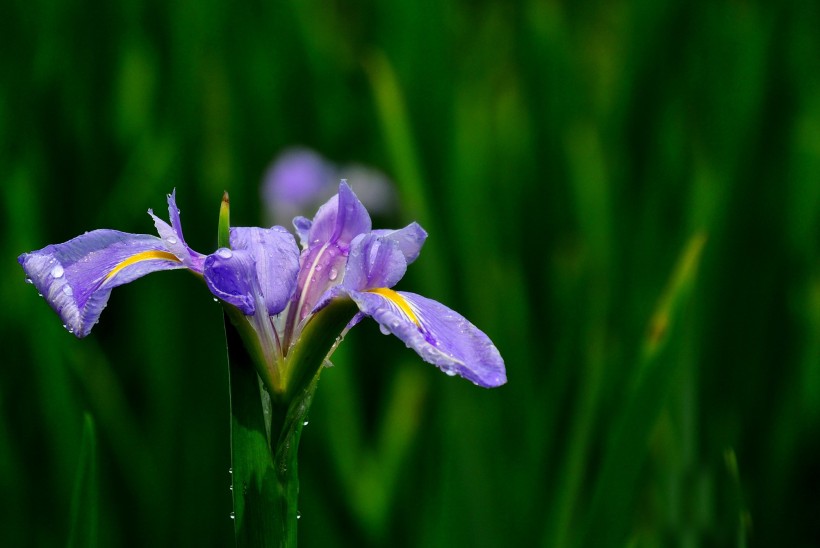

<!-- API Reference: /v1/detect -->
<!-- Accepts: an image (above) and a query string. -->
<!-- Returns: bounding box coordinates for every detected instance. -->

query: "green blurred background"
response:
[2,0,819,546]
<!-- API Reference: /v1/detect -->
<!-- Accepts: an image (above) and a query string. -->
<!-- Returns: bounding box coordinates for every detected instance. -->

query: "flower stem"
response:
[224,297,358,547]
[226,314,309,548]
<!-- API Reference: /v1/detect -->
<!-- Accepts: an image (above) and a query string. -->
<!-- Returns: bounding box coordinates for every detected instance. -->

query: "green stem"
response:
[224,297,358,547]
[226,314,309,548]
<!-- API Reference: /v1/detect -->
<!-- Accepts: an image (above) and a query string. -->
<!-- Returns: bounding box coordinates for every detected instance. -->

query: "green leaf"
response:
[225,313,281,547]
[579,233,708,548]
[67,413,97,548]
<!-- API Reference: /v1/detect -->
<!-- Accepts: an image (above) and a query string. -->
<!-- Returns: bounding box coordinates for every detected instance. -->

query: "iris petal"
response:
[371,222,427,264]
[306,181,371,247]
[148,189,206,272]
[203,248,257,315]
[343,233,407,290]
[230,226,300,315]
[347,289,507,388]
[18,230,184,337]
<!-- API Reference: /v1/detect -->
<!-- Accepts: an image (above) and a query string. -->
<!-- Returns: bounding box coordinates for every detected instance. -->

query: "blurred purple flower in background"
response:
[262,147,395,225]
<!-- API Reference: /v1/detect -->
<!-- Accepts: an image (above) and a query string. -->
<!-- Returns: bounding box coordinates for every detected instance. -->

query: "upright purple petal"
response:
[18,230,185,337]
[343,233,407,291]
[290,242,347,324]
[346,289,507,388]
[306,182,371,247]
[149,190,206,272]
[230,226,300,315]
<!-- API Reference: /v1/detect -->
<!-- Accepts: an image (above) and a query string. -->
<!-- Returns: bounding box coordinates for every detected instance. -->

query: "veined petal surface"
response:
[18,229,184,337]
[348,289,507,388]
[230,226,300,315]
[306,181,371,247]
[343,233,407,291]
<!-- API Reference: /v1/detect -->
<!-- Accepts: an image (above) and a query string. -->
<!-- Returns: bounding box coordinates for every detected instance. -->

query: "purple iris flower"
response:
[18,184,506,389]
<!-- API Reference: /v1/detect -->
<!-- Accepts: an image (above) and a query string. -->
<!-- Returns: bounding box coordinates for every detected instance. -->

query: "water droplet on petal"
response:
[167,236,178,245]
[51,264,64,278]
[445,368,457,377]
[24,277,32,284]
[62,285,73,296]
[229,512,235,520]
[228,468,233,475]
[218,248,233,259]
[379,324,391,335]
[328,267,338,281]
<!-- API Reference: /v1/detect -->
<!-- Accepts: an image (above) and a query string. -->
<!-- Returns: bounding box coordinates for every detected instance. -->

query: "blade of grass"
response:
[67,413,98,548]
[579,232,707,547]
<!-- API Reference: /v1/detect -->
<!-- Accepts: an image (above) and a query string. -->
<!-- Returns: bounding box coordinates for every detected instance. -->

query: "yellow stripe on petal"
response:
[367,287,420,326]
[105,250,181,281]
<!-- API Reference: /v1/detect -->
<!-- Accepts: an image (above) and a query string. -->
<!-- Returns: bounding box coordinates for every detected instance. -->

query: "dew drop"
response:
[229,512,235,520]
[166,236,178,245]
[229,485,233,491]
[213,298,219,302]
[322,359,334,368]
[379,324,391,335]
[445,368,457,377]
[328,267,338,281]
[228,468,233,475]
[24,277,32,284]
[315,264,323,272]
[303,421,309,426]
[62,285,73,296]
[297,511,302,520]
[218,248,233,259]
[51,264,64,278]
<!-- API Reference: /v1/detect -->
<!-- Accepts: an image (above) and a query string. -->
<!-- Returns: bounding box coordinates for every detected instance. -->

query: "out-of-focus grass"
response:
[1,0,819,546]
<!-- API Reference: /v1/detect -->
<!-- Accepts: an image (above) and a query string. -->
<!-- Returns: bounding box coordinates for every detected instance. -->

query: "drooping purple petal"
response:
[306,182,371,247]
[148,189,206,272]
[18,230,185,337]
[346,289,507,388]
[230,226,300,315]
[343,233,407,291]
[371,222,427,264]
[203,248,257,315]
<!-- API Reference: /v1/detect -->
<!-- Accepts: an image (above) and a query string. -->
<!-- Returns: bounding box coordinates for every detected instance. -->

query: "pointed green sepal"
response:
[218,191,231,249]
